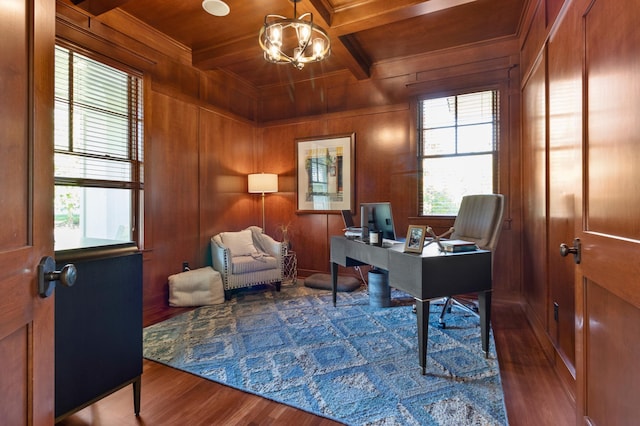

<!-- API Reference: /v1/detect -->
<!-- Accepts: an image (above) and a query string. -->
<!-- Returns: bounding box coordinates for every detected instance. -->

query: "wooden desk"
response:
[330,236,492,375]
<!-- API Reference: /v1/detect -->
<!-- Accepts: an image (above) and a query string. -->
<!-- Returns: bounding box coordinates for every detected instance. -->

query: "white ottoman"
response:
[168,266,224,307]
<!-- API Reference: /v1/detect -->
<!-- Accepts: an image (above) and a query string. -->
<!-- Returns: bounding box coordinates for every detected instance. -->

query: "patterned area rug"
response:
[143,284,508,425]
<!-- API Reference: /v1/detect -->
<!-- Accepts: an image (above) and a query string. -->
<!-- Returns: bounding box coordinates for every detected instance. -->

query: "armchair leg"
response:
[275,282,281,292]
[224,290,231,301]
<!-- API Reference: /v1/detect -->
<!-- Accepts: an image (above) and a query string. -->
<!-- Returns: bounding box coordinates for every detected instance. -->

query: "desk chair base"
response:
[438,297,479,328]
[411,297,480,328]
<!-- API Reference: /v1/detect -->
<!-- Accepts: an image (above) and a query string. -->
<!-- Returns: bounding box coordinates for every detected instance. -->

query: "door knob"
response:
[559,238,581,264]
[38,256,77,298]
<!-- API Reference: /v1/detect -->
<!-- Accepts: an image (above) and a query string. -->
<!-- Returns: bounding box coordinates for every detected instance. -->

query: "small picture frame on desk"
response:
[404,225,426,253]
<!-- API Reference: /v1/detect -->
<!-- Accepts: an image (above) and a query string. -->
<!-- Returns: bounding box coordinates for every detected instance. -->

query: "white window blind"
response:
[418,90,498,215]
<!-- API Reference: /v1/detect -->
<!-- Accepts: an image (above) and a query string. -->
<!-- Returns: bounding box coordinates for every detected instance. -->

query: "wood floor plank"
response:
[57,299,575,425]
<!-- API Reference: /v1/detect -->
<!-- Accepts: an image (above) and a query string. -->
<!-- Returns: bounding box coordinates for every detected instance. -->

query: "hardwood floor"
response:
[57,299,575,426]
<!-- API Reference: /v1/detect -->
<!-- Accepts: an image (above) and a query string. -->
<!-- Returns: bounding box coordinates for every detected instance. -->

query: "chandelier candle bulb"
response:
[267,24,282,45]
[313,38,324,57]
[297,24,310,44]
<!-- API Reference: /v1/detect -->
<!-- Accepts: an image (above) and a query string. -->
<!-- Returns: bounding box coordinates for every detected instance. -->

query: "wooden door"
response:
[0,0,55,424]
[576,0,640,423]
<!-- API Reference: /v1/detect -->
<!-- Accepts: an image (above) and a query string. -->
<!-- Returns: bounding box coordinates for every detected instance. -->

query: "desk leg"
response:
[415,298,430,375]
[331,262,338,307]
[478,290,492,357]
[133,375,141,416]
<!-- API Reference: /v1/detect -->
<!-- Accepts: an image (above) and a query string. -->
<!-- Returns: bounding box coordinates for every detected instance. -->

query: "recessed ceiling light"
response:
[202,0,230,17]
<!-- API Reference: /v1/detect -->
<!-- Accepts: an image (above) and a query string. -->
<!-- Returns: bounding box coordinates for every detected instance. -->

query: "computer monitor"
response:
[360,202,397,240]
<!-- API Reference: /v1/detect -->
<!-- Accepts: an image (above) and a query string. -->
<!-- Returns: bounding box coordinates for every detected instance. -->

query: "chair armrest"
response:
[210,236,231,277]
[259,233,286,260]
[246,226,286,261]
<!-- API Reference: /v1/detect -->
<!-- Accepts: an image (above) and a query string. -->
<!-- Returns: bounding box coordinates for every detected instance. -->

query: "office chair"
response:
[438,194,505,327]
[340,210,368,284]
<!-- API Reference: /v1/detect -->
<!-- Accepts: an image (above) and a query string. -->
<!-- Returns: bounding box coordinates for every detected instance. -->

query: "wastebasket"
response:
[368,268,390,308]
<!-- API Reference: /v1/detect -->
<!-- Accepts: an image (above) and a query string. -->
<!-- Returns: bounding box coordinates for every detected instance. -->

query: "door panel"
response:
[577,0,640,422]
[584,280,640,424]
[0,0,55,424]
[585,0,640,241]
[0,1,29,249]
[0,327,28,424]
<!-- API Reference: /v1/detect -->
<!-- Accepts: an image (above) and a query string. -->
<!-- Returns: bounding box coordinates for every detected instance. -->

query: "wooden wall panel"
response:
[546,1,583,376]
[520,0,546,82]
[199,107,257,265]
[521,53,548,331]
[200,70,258,123]
[144,92,200,316]
[260,121,326,276]
[546,0,565,26]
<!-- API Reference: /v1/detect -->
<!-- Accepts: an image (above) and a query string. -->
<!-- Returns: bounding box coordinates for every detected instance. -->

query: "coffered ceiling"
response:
[65,0,527,89]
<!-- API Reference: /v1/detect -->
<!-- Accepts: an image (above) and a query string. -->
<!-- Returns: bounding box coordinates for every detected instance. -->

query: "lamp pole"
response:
[260,191,266,230]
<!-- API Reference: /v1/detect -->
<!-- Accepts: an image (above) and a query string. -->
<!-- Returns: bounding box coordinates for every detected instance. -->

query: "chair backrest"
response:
[450,194,505,251]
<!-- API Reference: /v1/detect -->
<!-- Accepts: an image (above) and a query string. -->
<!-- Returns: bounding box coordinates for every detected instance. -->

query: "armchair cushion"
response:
[220,229,258,256]
[231,254,279,274]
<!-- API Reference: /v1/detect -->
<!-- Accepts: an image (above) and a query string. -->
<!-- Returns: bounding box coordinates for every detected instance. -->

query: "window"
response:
[418,90,498,215]
[54,45,143,251]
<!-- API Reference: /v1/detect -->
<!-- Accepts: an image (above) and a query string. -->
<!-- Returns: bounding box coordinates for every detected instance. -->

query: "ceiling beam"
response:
[328,0,478,34]
[310,0,476,35]
[304,0,374,79]
[70,0,131,16]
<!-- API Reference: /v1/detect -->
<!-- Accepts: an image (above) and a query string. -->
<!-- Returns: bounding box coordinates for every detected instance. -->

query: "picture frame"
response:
[404,225,426,253]
[296,133,355,213]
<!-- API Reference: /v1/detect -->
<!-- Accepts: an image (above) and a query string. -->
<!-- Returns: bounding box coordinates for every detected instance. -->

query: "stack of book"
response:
[439,239,478,253]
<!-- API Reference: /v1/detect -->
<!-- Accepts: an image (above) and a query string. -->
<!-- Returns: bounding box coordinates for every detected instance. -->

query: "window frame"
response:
[416,86,501,217]
[54,40,144,250]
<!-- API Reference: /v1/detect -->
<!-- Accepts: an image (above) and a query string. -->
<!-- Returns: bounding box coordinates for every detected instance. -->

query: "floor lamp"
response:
[248,173,278,231]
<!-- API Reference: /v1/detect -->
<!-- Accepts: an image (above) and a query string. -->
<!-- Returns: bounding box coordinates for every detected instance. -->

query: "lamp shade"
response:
[248,173,278,194]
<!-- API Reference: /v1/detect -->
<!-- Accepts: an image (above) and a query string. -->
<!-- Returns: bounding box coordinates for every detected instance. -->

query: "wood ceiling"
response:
[65,0,527,89]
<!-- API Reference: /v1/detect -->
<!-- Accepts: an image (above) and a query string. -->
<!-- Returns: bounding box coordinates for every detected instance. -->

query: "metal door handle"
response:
[560,238,581,264]
[38,256,77,298]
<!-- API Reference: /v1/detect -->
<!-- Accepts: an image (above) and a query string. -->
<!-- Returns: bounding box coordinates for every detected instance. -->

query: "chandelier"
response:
[258,0,331,70]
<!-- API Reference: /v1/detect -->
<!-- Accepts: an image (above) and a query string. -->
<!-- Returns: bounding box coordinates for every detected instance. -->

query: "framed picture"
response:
[404,225,426,253]
[296,133,355,213]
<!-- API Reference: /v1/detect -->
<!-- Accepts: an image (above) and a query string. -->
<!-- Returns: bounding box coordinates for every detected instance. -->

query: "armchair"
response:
[211,226,286,299]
